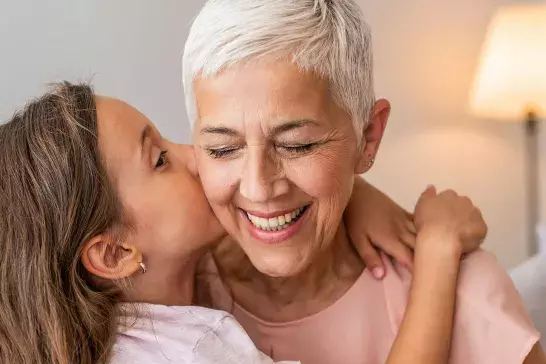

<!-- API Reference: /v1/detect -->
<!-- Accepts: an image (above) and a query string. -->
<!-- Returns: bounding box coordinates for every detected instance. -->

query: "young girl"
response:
[0,82,489,364]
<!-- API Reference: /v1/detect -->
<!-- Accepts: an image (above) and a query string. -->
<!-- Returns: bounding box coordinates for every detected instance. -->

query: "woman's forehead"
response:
[195,61,329,101]
[193,62,336,129]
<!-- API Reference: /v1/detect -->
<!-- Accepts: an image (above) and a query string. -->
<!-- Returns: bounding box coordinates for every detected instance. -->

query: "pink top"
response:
[203,250,540,364]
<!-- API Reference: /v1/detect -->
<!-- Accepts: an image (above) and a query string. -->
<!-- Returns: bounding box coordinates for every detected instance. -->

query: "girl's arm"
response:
[386,187,487,364]
[386,228,461,363]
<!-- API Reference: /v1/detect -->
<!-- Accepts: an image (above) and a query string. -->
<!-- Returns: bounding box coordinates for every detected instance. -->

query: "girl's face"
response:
[90,97,224,283]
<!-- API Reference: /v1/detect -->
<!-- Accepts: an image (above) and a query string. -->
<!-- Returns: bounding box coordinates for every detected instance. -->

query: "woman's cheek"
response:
[199,159,241,204]
[284,153,353,198]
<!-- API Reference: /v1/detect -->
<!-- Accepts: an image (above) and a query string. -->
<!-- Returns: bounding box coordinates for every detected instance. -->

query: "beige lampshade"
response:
[469,3,546,121]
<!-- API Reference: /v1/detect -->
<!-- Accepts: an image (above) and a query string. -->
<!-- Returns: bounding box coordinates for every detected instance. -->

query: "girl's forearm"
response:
[386,233,462,364]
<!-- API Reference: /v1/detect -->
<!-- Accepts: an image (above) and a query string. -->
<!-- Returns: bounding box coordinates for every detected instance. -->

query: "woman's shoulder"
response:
[459,249,520,294]
[388,248,532,312]
[454,250,535,329]
[388,250,540,364]
[452,250,539,363]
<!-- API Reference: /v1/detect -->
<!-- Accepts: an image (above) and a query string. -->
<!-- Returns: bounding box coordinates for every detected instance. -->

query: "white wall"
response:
[0,0,202,141]
[0,0,538,268]
[359,0,540,269]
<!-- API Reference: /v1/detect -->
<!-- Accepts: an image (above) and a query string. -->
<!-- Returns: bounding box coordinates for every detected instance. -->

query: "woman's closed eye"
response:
[155,150,169,168]
[205,146,241,159]
[277,143,316,155]
[205,143,318,159]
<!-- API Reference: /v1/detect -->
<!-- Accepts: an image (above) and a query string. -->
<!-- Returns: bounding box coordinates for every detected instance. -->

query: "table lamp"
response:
[469,3,546,256]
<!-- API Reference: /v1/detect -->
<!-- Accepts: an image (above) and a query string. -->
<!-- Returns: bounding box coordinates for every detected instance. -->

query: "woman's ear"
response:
[80,234,143,280]
[355,99,391,174]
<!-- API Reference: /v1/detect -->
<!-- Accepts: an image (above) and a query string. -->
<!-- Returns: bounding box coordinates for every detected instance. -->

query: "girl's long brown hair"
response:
[0,82,125,363]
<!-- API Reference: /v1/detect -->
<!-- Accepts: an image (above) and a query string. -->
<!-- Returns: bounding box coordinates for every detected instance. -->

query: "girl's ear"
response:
[80,235,142,280]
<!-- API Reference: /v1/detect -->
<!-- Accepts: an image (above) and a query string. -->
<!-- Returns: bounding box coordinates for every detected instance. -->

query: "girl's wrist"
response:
[415,227,463,262]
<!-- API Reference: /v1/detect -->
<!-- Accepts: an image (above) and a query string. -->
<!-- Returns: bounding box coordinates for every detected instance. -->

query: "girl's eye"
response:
[206,147,240,159]
[155,150,168,168]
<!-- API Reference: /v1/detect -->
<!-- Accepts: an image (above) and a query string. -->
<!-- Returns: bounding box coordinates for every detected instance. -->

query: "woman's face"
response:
[96,97,224,270]
[193,61,386,277]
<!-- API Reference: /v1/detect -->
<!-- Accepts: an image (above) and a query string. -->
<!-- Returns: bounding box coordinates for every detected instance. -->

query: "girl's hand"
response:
[414,185,487,256]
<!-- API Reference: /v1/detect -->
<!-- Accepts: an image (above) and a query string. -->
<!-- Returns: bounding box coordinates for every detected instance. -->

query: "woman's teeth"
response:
[247,207,306,231]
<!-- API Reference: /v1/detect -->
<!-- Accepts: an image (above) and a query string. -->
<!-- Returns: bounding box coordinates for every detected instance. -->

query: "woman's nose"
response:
[239,149,290,202]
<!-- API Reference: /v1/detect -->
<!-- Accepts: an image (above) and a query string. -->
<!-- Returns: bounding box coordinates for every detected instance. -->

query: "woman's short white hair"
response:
[183,0,375,141]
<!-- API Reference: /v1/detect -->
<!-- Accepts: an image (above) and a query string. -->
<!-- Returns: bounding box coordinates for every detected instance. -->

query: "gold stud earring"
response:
[138,261,147,274]
[367,157,375,168]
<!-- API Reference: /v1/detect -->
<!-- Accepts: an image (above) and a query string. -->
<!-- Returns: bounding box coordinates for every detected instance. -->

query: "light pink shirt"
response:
[111,304,299,364]
[204,250,540,364]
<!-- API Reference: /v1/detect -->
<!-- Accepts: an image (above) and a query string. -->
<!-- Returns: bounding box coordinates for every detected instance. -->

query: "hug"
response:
[0,0,542,363]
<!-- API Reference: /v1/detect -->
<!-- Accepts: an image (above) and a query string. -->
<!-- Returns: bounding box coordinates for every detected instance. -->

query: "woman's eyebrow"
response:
[200,125,239,136]
[199,119,318,137]
[271,119,318,136]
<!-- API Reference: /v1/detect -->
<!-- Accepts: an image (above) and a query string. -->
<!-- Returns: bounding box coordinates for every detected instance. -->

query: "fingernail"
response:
[372,267,385,279]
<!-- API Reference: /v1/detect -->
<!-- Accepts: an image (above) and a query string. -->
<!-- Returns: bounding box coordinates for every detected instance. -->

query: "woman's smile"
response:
[241,204,311,244]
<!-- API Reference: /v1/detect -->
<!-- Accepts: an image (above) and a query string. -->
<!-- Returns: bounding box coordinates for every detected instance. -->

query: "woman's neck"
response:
[217,224,364,322]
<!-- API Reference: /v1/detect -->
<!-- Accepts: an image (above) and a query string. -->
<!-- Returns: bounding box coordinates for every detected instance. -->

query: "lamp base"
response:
[525,111,539,256]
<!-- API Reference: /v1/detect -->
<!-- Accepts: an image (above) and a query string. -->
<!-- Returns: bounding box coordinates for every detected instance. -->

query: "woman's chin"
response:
[249,254,309,278]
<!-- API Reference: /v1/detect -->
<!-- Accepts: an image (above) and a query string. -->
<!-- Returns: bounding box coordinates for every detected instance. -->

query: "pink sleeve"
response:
[449,250,540,364]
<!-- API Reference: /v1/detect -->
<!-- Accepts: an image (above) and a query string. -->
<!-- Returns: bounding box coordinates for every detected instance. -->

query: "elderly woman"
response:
[184,0,543,363]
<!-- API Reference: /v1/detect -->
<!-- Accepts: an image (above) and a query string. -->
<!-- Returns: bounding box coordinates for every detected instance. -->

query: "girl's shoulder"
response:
[111,303,299,364]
